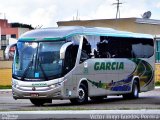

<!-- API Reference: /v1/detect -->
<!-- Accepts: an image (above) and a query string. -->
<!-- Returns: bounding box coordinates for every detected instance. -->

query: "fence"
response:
[0,60,12,86]
[0,69,12,86]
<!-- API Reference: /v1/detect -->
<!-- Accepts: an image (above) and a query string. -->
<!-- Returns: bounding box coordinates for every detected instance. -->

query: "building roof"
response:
[19,26,153,42]
[58,17,160,26]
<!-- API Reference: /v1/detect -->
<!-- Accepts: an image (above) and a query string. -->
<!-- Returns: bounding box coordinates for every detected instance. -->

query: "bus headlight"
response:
[14,84,19,88]
[49,83,61,88]
[12,80,19,88]
[49,84,56,88]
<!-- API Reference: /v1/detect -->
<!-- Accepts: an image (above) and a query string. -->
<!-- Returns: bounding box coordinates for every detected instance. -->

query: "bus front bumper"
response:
[12,83,64,99]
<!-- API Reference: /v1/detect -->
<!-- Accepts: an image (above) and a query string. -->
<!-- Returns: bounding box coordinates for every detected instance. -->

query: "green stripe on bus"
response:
[19,38,36,41]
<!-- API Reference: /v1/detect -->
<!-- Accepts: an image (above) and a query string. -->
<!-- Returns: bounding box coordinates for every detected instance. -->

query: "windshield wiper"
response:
[38,59,48,80]
[21,55,34,80]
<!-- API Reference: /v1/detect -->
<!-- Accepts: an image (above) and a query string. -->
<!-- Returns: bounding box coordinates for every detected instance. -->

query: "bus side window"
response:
[96,36,111,58]
[119,42,132,58]
[82,37,91,57]
[131,38,153,58]
[110,37,133,58]
[80,37,91,63]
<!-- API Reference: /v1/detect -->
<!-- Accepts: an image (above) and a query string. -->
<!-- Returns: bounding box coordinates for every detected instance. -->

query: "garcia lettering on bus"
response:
[94,62,124,70]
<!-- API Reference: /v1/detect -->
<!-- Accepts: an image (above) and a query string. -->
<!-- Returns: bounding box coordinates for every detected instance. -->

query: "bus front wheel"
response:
[123,80,139,99]
[70,83,88,104]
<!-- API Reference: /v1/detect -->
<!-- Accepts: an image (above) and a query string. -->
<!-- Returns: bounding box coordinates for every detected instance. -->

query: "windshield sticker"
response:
[35,72,39,78]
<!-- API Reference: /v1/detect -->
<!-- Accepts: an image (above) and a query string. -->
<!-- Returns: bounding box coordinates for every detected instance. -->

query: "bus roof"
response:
[19,26,153,41]
[155,35,160,38]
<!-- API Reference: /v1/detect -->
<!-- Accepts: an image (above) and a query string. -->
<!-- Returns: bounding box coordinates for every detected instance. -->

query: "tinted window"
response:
[79,35,153,60]
[80,37,91,63]
[95,36,154,58]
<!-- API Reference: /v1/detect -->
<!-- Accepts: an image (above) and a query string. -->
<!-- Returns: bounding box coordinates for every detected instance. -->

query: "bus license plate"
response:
[30,93,39,97]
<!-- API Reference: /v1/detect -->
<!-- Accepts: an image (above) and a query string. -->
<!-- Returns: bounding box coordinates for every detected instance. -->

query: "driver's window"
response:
[64,44,79,74]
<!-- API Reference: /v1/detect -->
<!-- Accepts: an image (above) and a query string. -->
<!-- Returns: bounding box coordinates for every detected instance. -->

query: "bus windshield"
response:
[13,41,66,81]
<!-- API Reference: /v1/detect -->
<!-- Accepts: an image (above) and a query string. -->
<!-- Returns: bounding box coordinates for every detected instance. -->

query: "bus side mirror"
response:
[5,43,17,60]
[60,42,73,59]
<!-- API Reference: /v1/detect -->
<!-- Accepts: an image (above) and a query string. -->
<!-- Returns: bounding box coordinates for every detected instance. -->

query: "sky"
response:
[0,0,160,28]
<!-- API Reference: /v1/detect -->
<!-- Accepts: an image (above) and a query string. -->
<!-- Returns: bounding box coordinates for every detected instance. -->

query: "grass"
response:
[0,85,11,89]
[155,81,160,86]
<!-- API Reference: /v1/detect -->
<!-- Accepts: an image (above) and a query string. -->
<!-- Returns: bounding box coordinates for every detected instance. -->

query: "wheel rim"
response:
[134,85,138,97]
[78,88,85,100]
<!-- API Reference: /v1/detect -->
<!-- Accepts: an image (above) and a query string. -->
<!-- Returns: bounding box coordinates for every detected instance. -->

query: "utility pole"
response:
[73,10,80,21]
[76,10,80,20]
[113,0,123,19]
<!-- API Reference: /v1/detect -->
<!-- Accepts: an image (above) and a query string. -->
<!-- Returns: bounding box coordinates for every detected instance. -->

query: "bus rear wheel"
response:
[70,83,88,104]
[123,80,139,99]
[30,99,52,106]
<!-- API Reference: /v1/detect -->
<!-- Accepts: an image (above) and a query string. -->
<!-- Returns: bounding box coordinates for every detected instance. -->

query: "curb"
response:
[155,86,160,89]
[0,89,12,92]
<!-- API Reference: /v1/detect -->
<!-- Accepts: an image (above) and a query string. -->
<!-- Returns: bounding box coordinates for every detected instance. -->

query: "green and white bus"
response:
[10,26,155,106]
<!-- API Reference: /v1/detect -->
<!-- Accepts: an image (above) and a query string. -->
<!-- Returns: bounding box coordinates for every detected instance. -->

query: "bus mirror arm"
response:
[5,43,17,60]
[60,42,73,59]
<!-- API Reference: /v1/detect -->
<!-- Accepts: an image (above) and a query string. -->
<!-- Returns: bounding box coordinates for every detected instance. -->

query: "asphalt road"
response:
[1,88,160,111]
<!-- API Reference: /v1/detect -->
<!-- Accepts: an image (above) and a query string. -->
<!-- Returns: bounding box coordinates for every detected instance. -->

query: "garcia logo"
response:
[32,83,47,87]
[94,62,124,70]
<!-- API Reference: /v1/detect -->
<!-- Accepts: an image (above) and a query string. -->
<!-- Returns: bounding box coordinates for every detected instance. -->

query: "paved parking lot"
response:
[0,88,160,111]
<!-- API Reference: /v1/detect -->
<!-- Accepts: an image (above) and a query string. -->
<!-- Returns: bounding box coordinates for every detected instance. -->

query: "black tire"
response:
[30,99,52,106]
[70,83,88,104]
[123,80,139,99]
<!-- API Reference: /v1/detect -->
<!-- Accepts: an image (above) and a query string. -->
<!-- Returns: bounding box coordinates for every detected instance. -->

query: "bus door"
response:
[60,36,80,97]
[71,36,96,96]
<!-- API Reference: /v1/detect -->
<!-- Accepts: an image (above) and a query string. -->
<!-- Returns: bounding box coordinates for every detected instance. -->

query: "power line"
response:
[113,0,123,19]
